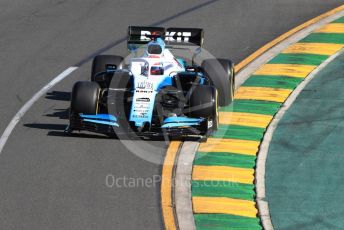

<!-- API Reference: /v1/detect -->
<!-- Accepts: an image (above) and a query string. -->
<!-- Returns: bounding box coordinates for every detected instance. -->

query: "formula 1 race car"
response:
[66,26,235,139]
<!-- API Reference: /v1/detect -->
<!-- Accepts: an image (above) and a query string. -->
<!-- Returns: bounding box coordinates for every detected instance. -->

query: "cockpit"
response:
[130,60,165,77]
[150,65,164,75]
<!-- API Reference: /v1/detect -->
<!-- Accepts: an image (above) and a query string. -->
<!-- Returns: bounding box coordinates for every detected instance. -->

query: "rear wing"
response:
[127,26,204,49]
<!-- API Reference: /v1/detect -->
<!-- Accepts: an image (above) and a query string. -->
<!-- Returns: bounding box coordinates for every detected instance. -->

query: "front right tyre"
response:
[91,55,124,88]
[188,85,219,132]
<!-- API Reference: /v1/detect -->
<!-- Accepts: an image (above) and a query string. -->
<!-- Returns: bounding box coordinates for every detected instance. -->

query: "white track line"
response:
[0,66,78,154]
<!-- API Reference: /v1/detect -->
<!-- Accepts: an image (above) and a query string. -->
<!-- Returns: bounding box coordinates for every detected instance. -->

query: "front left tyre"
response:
[70,81,100,115]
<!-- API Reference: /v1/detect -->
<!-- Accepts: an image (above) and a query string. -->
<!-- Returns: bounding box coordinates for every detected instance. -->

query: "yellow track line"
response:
[283,42,344,56]
[219,111,273,128]
[235,4,344,72]
[193,197,258,218]
[198,138,260,155]
[254,64,317,78]
[235,86,293,103]
[192,165,254,184]
[316,23,344,33]
[161,5,344,229]
[161,141,181,230]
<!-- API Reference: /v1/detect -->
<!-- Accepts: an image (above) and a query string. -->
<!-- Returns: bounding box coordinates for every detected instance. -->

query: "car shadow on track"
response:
[23,123,112,139]
[45,91,70,101]
[45,108,69,120]
[23,123,169,141]
[44,90,71,119]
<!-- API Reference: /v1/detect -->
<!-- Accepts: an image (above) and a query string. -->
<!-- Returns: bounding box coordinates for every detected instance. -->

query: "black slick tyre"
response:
[71,81,100,115]
[202,58,235,106]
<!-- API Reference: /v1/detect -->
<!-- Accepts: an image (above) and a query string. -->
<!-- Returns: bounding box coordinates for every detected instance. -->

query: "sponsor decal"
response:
[140,31,192,43]
[136,90,154,93]
[207,119,213,128]
[136,98,150,102]
[165,31,192,42]
[148,55,161,58]
[140,31,153,41]
[136,81,153,90]
[132,114,148,118]
[133,109,149,113]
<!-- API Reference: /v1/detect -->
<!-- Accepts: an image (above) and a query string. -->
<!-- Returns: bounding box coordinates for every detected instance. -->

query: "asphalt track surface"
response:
[0,1,343,229]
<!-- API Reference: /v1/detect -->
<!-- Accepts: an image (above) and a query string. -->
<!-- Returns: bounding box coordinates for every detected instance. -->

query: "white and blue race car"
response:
[66,26,235,139]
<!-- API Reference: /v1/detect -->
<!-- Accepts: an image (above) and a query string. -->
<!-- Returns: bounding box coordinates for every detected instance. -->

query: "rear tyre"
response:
[202,58,235,106]
[71,81,100,115]
[91,55,124,86]
[188,85,218,131]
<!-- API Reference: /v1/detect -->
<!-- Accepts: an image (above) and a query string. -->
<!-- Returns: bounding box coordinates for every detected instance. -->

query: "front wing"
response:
[67,113,212,139]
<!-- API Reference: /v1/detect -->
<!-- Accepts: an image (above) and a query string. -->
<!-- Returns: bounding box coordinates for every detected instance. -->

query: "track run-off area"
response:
[164,4,344,230]
[266,27,344,230]
[1,1,344,230]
